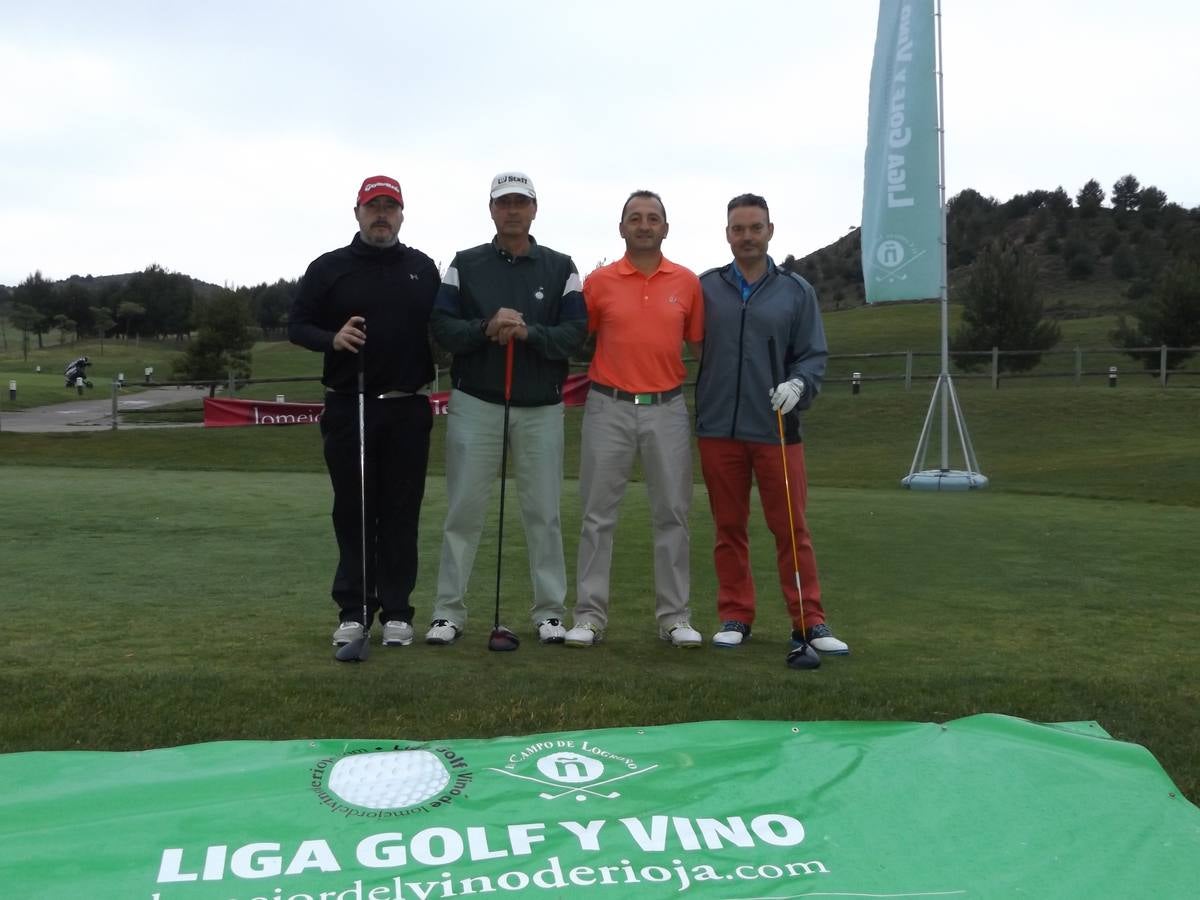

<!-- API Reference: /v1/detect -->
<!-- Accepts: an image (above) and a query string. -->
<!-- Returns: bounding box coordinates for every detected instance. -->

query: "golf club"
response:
[336,341,370,662]
[768,337,820,671]
[488,339,520,652]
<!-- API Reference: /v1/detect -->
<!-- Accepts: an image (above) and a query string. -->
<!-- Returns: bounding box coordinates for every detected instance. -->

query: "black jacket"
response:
[289,234,439,394]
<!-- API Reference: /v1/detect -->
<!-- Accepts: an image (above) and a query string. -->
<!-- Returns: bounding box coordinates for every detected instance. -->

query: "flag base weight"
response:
[902,469,989,491]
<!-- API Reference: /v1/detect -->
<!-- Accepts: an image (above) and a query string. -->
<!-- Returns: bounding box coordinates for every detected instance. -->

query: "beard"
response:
[361,223,399,247]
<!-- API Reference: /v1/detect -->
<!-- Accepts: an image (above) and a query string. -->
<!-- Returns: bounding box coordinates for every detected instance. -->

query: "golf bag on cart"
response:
[64,356,93,389]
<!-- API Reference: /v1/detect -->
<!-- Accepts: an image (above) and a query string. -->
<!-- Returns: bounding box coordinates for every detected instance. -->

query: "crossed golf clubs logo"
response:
[873,237,928,284]
[488,751,657,802]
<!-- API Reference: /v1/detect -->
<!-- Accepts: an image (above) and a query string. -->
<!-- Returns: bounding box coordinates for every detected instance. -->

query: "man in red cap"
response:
[290,175,440,650]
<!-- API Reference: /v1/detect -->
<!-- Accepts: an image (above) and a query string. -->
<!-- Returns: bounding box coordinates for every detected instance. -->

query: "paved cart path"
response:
[0,386,210,433]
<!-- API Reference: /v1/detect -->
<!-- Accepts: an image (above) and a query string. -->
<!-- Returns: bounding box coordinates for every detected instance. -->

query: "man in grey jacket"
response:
[695,193,849,657]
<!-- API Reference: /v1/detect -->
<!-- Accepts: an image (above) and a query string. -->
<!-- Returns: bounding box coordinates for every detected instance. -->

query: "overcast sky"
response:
[2,0,1197,288]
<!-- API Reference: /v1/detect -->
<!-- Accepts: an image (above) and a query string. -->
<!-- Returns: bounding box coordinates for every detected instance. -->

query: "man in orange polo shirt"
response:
[564,191,705,648]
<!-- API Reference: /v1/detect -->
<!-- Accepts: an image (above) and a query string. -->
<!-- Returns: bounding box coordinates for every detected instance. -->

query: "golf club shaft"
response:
[358,349,368,634]
[493,340,515,630]
[768,338,807,635]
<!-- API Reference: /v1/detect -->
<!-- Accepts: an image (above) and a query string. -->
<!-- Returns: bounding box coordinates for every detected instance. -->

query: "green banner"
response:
[861,0,943,302]
[1,716,1197,898]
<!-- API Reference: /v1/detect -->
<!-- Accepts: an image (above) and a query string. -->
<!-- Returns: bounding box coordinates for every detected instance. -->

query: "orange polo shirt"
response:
[584,254,705,393]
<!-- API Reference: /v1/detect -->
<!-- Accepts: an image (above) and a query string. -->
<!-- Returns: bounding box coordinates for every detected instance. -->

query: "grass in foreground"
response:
[0,461,1196,805]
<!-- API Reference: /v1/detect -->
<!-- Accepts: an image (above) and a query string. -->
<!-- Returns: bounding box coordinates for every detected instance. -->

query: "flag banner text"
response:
[861,0,942,302]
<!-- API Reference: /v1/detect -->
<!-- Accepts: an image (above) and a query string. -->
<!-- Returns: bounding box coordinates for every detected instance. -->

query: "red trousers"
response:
[698,437,825,631]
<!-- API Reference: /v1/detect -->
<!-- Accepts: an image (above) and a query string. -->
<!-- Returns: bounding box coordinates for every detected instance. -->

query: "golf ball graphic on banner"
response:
[327,750,450,810]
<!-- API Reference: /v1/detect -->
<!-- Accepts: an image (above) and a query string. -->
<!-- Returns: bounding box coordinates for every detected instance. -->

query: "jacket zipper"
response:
[731,300,746,438]
[728,271,768,438]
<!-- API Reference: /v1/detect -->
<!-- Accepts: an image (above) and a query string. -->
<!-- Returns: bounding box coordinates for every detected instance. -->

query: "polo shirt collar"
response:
[616,254,677,277]
[492,234,541,262]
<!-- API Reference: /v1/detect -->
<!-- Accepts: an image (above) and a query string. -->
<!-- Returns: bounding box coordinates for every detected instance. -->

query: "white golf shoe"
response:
[564,623,603,647]
[381,621,414,646]
[425,620,461,645]
[660,622,703,648]
[712,621,751,648]
[332,621,366,646]
[798,623,850,655]
[536,619,567,644]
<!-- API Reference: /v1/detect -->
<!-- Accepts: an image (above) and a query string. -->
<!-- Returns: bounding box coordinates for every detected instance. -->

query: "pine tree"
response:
[950,240,1061,372]
[1111,174,1141,212]
[171,290,254,389]
[1076,179,1105,218]
[1112,260,1200,370]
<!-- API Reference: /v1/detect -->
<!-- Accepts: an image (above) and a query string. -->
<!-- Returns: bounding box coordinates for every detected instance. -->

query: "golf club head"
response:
[335,637,370,663]
[488,625,520,652]
[786,642,821,670]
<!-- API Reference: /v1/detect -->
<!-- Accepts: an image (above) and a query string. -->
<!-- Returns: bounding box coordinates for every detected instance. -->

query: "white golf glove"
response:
[769,378,805,414]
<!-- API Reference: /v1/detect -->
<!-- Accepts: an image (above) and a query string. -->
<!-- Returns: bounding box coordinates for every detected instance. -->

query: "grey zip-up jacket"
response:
[695,259,827,444]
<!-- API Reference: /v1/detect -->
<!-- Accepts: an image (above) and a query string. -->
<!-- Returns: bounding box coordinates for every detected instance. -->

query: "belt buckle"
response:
[634,393,653,405]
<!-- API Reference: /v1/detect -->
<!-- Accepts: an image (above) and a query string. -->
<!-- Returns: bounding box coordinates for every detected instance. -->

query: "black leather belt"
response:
[327,388,426,400]
[590,382,682,405]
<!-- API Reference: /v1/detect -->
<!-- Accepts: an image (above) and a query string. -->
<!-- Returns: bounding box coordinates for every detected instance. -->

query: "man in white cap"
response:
[427,172,588,646]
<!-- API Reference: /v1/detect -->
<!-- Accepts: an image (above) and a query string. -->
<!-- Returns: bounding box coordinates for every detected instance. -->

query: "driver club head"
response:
[335,637,370,663]
[487,625,520,653]
[786,642,821,671]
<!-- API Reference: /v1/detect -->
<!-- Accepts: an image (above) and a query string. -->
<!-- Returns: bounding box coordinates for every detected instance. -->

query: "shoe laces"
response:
[807,623,833,639]
[540,618,562,628]
[720,620,750,635]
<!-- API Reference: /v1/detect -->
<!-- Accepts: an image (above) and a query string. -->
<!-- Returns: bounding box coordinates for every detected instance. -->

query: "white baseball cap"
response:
[490,171,536,200]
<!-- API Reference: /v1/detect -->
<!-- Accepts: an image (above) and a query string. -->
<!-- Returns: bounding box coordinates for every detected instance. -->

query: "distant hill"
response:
[7,183,1198,325]
[54,272,226,300]
[784,185,1200,319]
[0,272,225,299]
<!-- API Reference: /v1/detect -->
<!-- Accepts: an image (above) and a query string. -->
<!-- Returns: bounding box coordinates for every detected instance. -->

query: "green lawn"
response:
[0,378,1197,805]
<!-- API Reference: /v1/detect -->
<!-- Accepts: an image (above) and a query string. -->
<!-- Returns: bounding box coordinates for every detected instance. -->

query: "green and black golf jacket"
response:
[431,237,588,407]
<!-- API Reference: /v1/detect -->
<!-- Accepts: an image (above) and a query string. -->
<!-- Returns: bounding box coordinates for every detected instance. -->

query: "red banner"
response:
[203,375,593,427]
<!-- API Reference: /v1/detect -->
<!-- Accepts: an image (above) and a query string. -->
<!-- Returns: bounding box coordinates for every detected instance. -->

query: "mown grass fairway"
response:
[1,377,1197,804]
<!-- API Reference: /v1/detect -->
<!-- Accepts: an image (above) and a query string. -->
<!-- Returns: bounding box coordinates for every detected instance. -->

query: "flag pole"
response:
[936,0,949,471]
[901,0,988,490]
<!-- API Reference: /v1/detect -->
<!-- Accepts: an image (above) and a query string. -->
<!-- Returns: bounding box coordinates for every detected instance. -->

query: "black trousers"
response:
[320,392,432,626]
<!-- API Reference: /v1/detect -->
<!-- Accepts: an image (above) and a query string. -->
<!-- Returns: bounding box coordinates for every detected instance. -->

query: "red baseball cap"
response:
[357,176,404,207]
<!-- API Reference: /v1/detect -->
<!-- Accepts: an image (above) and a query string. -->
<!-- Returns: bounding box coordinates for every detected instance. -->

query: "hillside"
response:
[786,184,1200,319]
[4,181,1198,349]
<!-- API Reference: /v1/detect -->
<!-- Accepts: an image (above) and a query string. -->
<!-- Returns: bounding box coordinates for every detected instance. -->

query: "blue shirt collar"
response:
[731,256,775,301]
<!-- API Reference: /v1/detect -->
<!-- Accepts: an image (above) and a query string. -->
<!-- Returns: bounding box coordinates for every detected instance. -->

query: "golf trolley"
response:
[64,357,94,390]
